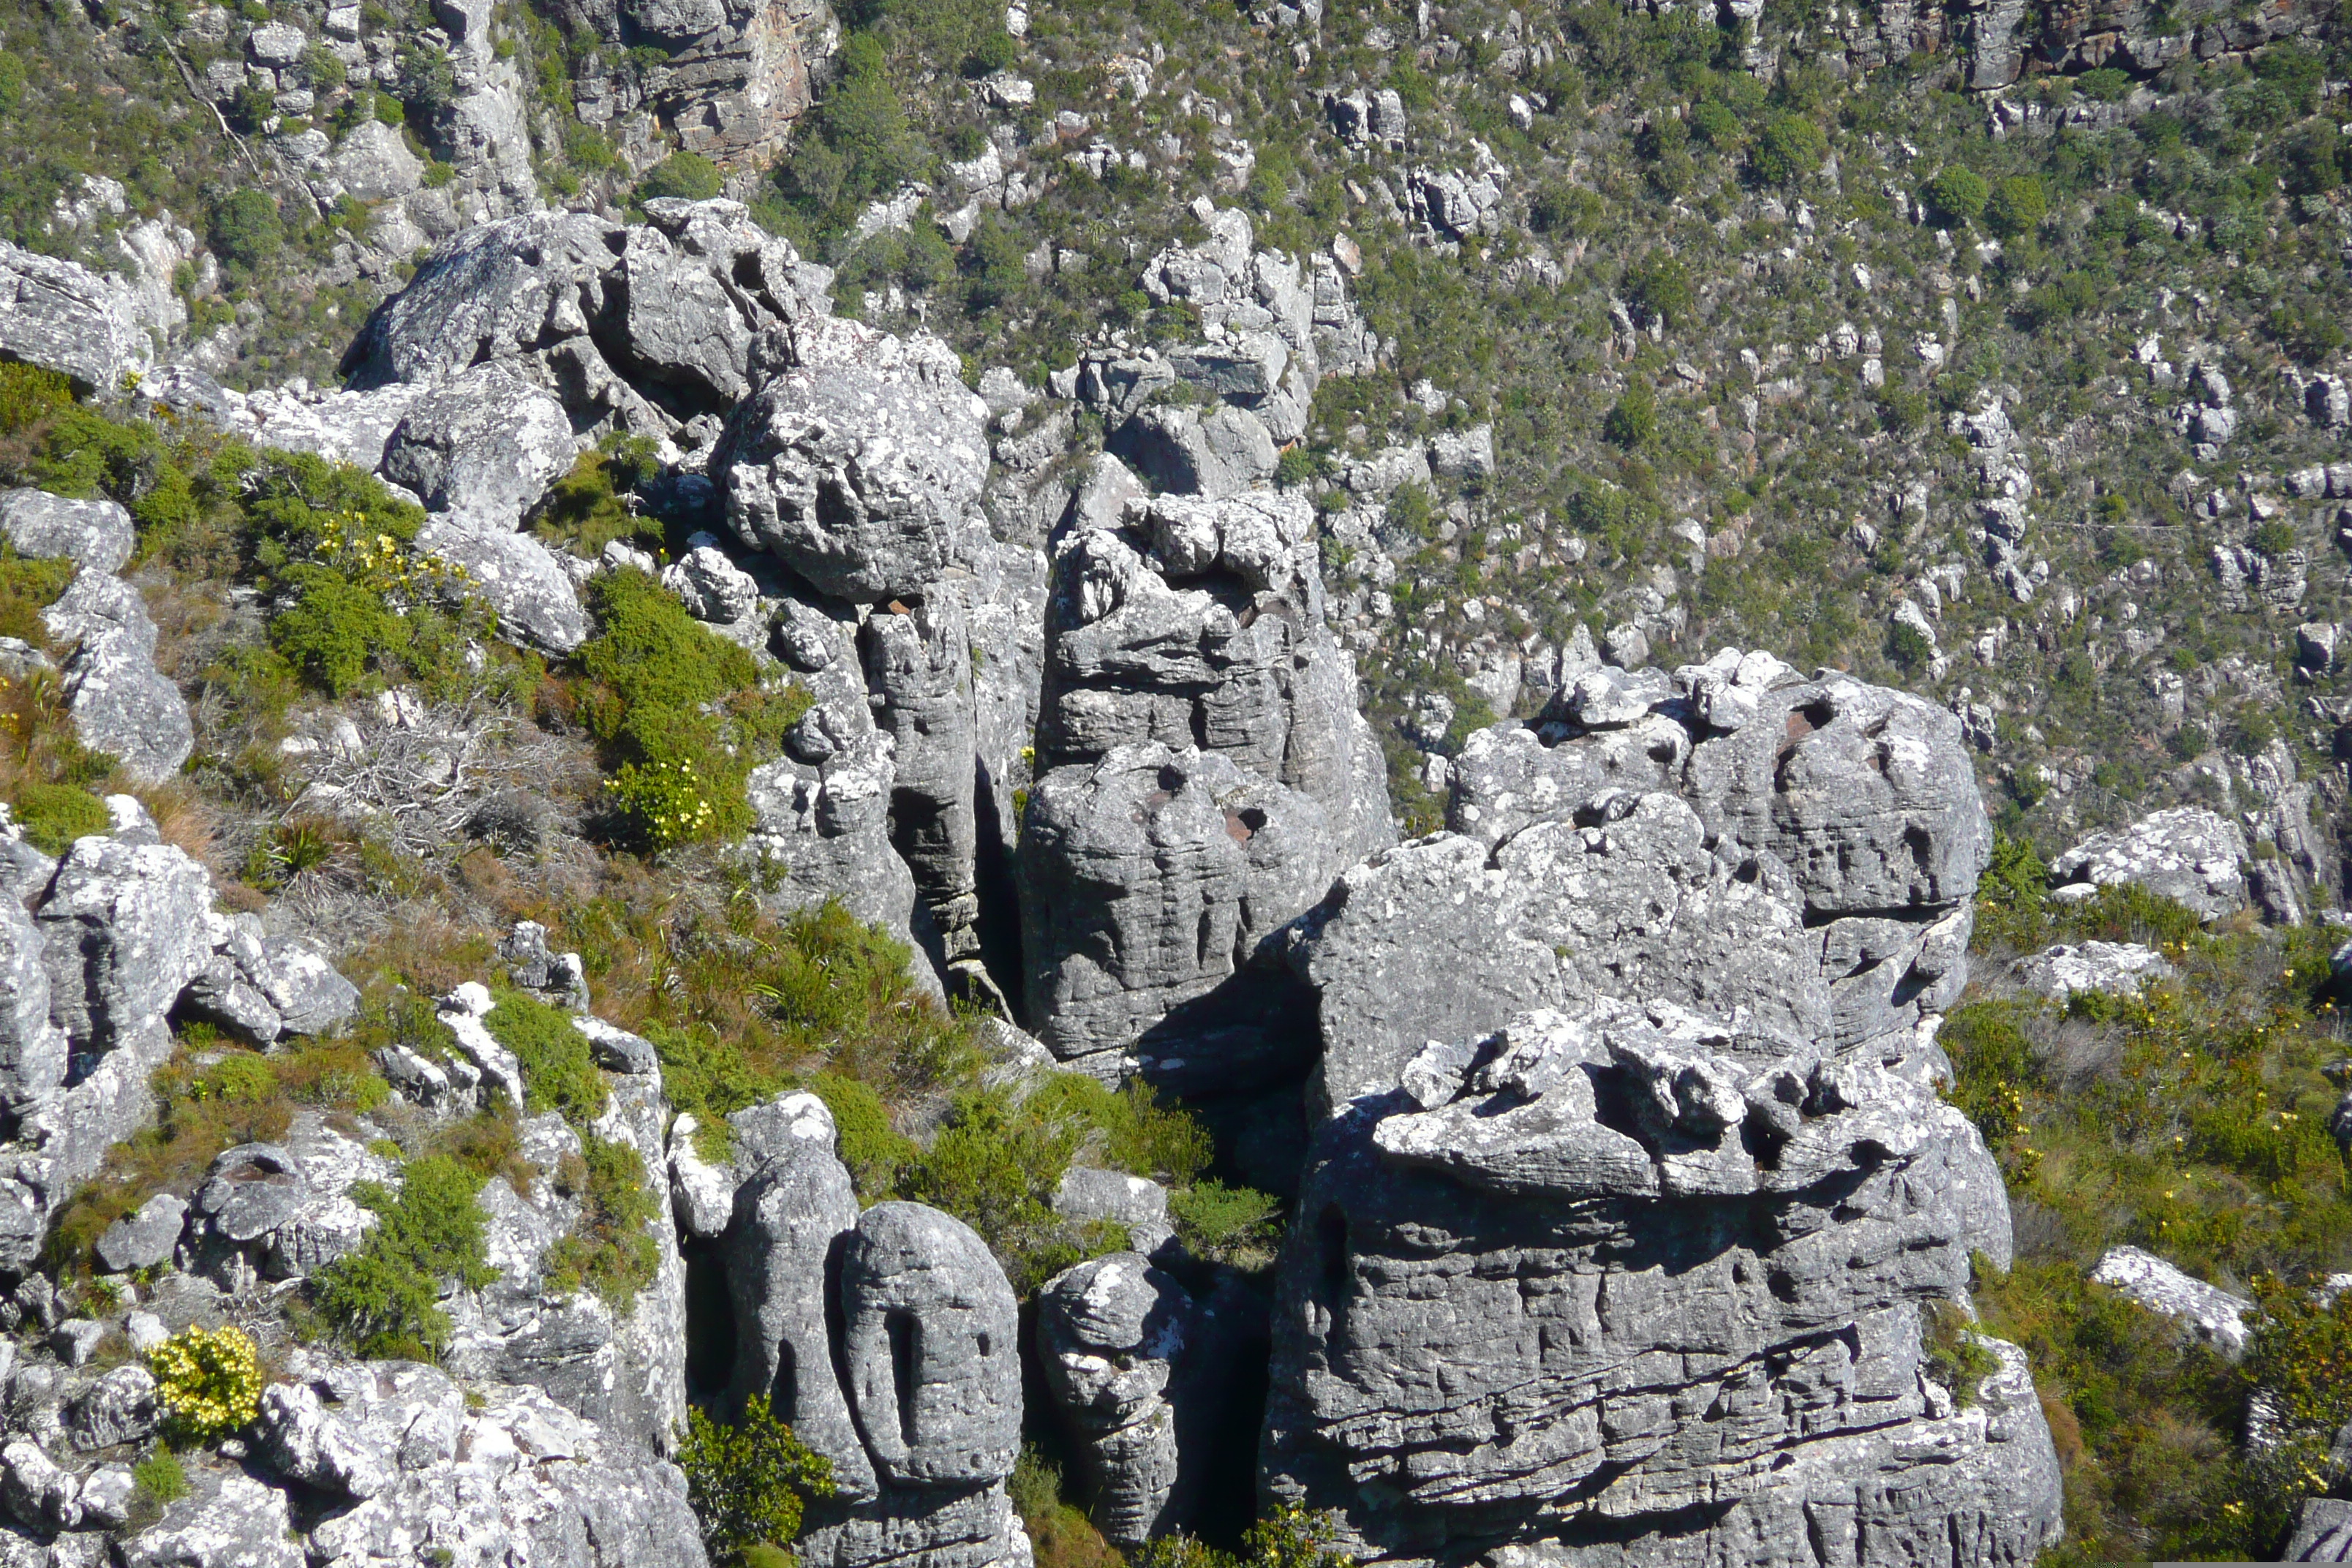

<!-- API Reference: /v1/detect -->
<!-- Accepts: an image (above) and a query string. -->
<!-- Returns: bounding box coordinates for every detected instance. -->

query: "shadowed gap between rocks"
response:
[682,1237,736,1409]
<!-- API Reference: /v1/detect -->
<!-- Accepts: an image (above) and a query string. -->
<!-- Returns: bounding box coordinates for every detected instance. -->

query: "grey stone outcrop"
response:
[1033,1251,1262,1547]
[1262,1001,2059,1563]
[2089,1245,2251,1356]
[2049,807,2248,921]
[0,491,134,575]
[702,1095,1028,1568]
[380,363,577,531]
[39,572,194,785]
[1296,653,1983,1116]
[343,201,830,439]
[2011,941,2174,1000]
[36,837,214,1052]
[717,317,991,602]
[94,1193,186,1274]
[0,241,153,396]
[417,517,592,654]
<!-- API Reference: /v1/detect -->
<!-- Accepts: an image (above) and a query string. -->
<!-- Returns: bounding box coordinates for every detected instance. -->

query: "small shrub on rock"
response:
[1921,167,1987,225]
[483,990,608,1125]
[149,1324,264,1444]
[313,1153,496,1357]
[10,783,108,854]
[679,1392,834,1568]
[543,1131,661,1311]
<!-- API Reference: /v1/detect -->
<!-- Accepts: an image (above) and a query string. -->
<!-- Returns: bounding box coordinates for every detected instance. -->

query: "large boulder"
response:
[717,317,990,602]
[1262,1003,2059,1563]
[35,837,214,1051]
[342,202,829,437]
[0,490,135,574]
[415,519,591,654]
[2049,807,2248,921]
[1019,742,1335,1085]
[0,241,151,396]
[380,364,577,529]
[278,1357,709,1568]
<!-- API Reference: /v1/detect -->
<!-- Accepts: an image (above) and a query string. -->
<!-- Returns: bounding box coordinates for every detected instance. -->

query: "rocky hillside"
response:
[0,0,2342,1561]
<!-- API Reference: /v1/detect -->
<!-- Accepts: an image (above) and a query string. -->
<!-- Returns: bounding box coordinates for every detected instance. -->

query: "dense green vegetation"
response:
[679,1393,837,1568]
[313,1155,497,1358]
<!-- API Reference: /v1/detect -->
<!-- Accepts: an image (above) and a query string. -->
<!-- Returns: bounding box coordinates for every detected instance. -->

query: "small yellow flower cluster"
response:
[149,1324,263,1444]
[310,508,474,606]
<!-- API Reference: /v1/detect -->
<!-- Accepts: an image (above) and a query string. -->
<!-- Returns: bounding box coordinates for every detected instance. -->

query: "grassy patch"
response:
[1951,888,2352,1557]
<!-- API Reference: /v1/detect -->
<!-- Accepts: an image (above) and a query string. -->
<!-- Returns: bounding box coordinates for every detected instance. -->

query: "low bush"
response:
[1169,1179,1283,1265]
[149,1324,264,1444]
[11,783,108,854]
[543,1132,662,1311]
[312,1154,497,1358]
[574,569,809,848]
[1921,166,1987,224]
[131,1450,187,1506]
[679,1392,835,1567]
[483,990,608,1126]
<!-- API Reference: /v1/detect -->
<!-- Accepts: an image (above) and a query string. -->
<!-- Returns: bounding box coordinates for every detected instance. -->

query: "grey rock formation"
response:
[2293,1497,2352,1561]
[380,364,577,530]
[706,1096,1027,1568]
[2010,941,2174,1000]
[2049,807,2248,921]
[119,1474,302,1568]
[0,894,64,1113]
[440,1022,686,1453]
[747,731,922,950]
[1033,1252,1260,1547]
[2089,1245,2250,1356]
[278,1356,706,1568]
[1109,403,1277,497]
[0,241,152,396]
[94,1193,186,1274]
[1292,653,1986,1113]
[39,573,194,785]
[65,1366,157,1452]
[863,590,981,975]
[343,203,829,438]
[721,1091,878,1499]
[1020,742,1340,1086]
[1262,1002,2058,1563]
[0,491,134,575]
[718,317,990,601]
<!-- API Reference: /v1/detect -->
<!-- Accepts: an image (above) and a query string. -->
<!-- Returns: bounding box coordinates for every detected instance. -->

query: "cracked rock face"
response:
[1261,1002,2057,1564]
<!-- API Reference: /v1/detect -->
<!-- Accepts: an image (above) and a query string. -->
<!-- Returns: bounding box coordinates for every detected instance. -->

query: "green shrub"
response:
[534,448,664,557]
[1983,174,2048,238]
[132,1450,188,1507]
[543,1132,662,1311]
[0,52,24,117]
[11,783,109,854]
[1750,113,1826,185]
[1622,253,1691,325]
[2077,66,2132,102]
[1921,166,1988,224]
[1689,98,1745,151]
[1885,618,1932,671]
[208,189,283,269]
[1603,385,1656,448]
[2250,519,2298,559]
[575,568,807,849]
[270,566,412,695]
[1169,1179,1283,1263]
[483,990,608,1125]
[149,1324,264,1444]
[679,1393,835,1567]
[638,151,725,203]
[313,1154,497,1357]
[808,1071,919,1193]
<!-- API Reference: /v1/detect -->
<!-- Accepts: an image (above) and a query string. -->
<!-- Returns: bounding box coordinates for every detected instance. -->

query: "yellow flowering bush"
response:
[148,1325,263,1444]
